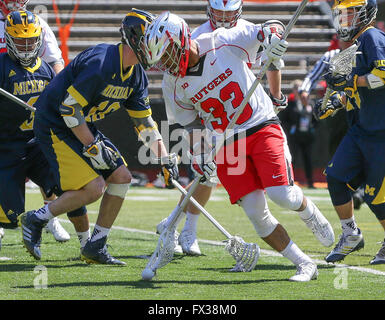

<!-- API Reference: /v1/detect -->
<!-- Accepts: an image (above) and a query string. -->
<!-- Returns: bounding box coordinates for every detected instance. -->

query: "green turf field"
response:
[0,186,384,300]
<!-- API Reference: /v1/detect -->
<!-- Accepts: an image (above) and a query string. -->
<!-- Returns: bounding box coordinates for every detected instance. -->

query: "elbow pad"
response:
[366,69,385,89]
[59,94,86,128]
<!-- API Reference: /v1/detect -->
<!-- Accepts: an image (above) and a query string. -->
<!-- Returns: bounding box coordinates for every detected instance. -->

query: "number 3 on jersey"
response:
[200,81,253,132]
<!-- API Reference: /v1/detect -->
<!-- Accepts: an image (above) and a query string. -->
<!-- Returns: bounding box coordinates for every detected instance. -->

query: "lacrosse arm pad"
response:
[131,115,162,148]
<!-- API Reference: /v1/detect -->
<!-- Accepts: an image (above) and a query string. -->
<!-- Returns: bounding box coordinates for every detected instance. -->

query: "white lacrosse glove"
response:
[260,21,288,69]
[82,136,118,170]
[190,152,217,183]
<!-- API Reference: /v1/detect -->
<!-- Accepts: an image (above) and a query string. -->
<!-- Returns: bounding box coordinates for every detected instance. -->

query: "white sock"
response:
[298,197,316,220]
[77,230,90,249]
[182,212,199,233]
[90,225,110,242]
[341,216,359,236]
[35,204,54,221]
[280,240,312,266]
[166,205,185,228]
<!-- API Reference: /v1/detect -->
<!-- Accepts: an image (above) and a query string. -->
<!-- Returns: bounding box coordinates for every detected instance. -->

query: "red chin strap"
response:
[178,30,191,78]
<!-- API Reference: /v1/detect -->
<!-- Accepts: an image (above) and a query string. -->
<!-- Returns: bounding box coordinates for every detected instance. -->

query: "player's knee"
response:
[239,190,279,238]
[265,185,303,211]
[85,177,105,202]
[105,183,130,199]
[108,165,132,184]
[326,174,352,206]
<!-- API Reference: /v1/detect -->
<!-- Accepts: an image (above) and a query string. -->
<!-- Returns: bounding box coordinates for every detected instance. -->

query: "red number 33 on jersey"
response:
[200,81,253,132]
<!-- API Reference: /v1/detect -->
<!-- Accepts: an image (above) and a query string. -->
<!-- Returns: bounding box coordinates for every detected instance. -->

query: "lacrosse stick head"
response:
[329,42,360,76]
[143,226,177,276]
[225,236,260,272]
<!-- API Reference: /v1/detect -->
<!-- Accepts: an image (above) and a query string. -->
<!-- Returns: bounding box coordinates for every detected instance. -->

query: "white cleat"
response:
[302,208,335,247]
[179,229,201,256]
[289,261,318,282]
[156,218,183,254]
[45,218,70,242]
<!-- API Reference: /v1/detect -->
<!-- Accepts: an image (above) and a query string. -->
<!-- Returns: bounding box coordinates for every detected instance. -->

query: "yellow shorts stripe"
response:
[51,133,99,191]
[0,206,11,224]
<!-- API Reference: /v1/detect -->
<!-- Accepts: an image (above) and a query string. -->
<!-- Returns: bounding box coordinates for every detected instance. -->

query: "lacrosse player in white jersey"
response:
[143,12,336,281]
[0,0,73,246]
[156,0,288,256]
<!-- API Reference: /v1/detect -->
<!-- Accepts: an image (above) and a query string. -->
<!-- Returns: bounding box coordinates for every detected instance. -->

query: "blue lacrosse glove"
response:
[313,91,344,120]
[323,72,358,97]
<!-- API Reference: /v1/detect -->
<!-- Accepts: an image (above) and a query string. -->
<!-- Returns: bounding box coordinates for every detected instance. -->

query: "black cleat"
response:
[20,210,47,260]
[81,236,126,265]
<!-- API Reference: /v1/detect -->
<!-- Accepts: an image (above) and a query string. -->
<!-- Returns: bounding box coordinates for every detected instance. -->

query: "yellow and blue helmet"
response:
[332,0,377,41]
[5,9,42,67]
[120,8,155,70]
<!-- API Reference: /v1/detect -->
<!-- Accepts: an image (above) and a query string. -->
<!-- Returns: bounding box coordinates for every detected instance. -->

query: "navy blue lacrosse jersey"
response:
[34,43,151,136]
[0,53,55,147]
[347,27,385,134]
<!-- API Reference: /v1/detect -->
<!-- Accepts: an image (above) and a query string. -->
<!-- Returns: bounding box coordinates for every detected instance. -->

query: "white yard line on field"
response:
[57,219,385,277]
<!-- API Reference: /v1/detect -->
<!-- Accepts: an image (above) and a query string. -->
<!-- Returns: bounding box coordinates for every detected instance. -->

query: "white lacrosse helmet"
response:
[207,0,243,29]
[144,11,191,77]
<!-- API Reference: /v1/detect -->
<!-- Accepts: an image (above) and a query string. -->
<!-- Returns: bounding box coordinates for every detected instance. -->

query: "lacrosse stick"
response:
[0,87,36,112]
[320,43,360,111]
[172,179,260,272]
[142,177,201,279]
[142,0,309,279]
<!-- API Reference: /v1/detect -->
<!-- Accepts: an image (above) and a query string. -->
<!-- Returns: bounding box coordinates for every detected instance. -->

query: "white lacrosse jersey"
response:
[0,13,63,66]
[191,18,255,39]
[162,24,276,134]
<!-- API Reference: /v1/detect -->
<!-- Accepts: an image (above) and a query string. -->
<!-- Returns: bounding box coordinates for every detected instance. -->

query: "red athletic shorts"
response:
[216,123,294,204]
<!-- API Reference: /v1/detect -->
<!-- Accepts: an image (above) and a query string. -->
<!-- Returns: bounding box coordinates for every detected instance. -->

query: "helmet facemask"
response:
[333,1,377,41]
[144,12,191,77]
[120,9,155,70]
[207,6,242,29]
[207,0,242,29]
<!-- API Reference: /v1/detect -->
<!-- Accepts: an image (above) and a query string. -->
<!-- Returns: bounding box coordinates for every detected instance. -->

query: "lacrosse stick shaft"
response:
[172,179,232,239]
[321,88,333,110]
[0,87,36,112]
[167,176,201,228]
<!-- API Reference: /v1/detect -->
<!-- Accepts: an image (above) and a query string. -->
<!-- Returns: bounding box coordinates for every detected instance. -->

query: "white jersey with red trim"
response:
[0,13,63,66]
[162,23,275,134]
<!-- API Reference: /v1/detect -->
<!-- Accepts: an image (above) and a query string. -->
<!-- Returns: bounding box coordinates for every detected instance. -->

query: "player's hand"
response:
[82,136,118,170]
[323,72,358,97]
[260,22,288,68]
[191,152,217,183]
[160,153,179,189]
[313,92,344,120]
[269,92,288,113]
